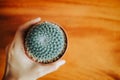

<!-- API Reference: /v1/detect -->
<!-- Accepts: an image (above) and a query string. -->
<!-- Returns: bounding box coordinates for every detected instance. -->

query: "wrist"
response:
[2,64,18,80]
[3,69,36,80]
[3,72,35,80]
[2,65,36,80]
[3,71,35,80]
[2,72,18,80]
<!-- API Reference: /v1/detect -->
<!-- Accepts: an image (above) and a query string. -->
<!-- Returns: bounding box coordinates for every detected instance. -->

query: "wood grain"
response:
[0,0,120,80]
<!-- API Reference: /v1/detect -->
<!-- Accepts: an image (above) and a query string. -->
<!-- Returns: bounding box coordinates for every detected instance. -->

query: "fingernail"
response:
[34,17,41,21]
[61,60,66,65]
[58,60,66,66]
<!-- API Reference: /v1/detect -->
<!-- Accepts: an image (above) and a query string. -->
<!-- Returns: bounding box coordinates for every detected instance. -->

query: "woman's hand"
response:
[2,17,66,80]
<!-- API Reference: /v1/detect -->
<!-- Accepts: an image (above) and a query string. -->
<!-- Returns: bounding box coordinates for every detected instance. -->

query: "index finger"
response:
[19,17,41,32]
[13,17,41,48]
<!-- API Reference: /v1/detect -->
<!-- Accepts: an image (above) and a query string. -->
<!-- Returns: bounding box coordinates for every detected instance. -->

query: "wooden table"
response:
[0,0,120,80]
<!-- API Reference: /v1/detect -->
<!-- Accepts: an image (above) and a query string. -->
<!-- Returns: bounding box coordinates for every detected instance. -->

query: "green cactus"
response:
[25,21,67,64]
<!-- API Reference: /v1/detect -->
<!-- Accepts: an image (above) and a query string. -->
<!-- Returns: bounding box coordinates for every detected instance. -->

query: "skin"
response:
[2,17,65,80]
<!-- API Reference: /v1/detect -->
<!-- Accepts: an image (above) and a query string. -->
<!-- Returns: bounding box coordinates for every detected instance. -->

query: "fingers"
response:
[36,60,66,78]
[15,17,41,41]
[13,17,41,48]
[9,18,41,59]
[19,17,41,32]
[16,17,41,38]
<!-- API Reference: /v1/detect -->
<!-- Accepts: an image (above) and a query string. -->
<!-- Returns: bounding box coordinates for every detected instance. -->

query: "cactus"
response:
[25,21,67,64]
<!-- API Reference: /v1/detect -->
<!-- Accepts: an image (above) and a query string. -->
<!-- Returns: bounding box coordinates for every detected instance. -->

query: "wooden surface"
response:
[0,0,120,80]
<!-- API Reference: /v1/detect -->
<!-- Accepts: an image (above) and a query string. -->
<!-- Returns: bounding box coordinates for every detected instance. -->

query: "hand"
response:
[2,17,66,80]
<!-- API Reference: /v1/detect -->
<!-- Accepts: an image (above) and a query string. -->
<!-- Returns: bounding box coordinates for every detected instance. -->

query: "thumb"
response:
[50,60,66,71]
[36,60,66,78]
